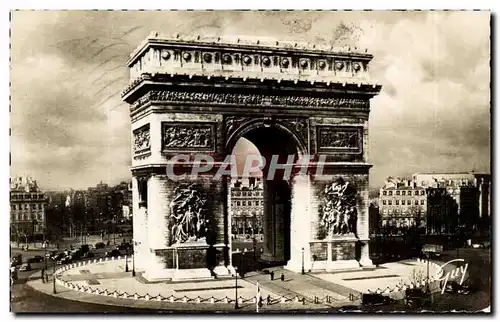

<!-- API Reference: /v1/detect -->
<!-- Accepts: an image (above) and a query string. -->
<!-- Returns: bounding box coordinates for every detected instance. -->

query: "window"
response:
[402,200,406,205]
[396,191,400,195]
[260,200,264,205]
[37,213,42,221]
[395,200,399,205]
[242,201,246,206]
[383,191,387,196]
[421,191,425,196]
[388,200,392,205]
[236,201,241,206]
[415,200,419,205]
[420,200,425,205]
[10,213,14,221]
[382,200,386,205]
[24,204,28,210]
[402,191,406,196]
[388,191,393,196]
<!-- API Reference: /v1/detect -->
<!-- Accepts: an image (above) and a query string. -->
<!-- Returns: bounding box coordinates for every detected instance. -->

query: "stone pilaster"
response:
[132,176,148,271]
[285,173,312,272]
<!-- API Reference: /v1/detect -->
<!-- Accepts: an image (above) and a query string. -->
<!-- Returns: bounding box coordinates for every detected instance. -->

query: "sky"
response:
[10,10,491,190]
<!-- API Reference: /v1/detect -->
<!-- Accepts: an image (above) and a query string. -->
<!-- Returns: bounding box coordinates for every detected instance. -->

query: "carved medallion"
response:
[169,183,208,245]
[317,126,362,153]
[133,125,150,153]
[162,122,215,151]
[320,177,358,237]
[134,90,370,110]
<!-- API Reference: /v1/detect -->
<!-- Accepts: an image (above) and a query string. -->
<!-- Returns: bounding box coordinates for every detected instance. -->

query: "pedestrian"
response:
[270,271,274,281]
[41,268,46,283]
[280,273,285,281]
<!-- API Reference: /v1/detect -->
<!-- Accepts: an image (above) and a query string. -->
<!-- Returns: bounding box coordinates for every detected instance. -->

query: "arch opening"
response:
[229,124,301,269]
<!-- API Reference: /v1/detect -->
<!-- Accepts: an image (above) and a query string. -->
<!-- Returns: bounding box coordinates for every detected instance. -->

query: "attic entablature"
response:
[124,32,379,94]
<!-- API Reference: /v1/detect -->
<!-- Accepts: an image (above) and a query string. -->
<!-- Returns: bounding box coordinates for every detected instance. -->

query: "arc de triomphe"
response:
[122,33,382,281]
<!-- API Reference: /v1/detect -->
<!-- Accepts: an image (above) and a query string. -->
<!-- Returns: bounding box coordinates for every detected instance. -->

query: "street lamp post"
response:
[132,240,140,277]
[425,251,430,294]
[43,241,48,270]
[301,247,305,275]
[52,254,57,294]
[234,266,239,309]
[125,251,129,273]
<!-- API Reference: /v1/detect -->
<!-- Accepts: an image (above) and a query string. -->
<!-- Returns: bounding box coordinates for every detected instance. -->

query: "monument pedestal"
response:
[308,235,361,273]
[141,240,232,282]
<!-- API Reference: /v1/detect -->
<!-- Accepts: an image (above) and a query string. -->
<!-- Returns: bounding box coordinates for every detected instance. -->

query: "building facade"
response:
[229,177,264,241]
[379,172,489,236]
[378,177,427,235]
[10,176,47,242]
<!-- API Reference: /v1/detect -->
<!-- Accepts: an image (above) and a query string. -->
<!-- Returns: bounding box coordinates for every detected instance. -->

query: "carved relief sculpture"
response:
[318,128,358,149]
[320,177,358,236]
[169,183,208,245]
[133,125,150,153]
[162,123,214,150]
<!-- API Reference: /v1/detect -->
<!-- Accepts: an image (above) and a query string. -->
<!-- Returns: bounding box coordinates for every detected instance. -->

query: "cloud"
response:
[10,11,490,190]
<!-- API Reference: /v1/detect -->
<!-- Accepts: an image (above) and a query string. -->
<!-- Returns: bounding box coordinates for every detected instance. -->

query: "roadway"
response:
[10,246,163,313]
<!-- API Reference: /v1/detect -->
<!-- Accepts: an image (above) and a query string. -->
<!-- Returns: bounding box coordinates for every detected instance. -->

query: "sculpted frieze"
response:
[162,122,215,150]
[133,90,369,110]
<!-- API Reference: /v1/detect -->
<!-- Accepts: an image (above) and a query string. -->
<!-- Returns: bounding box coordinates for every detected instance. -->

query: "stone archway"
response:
[123,34,382,281]
[226,120,305,265]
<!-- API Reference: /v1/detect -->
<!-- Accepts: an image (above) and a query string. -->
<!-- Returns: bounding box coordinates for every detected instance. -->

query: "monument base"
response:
[172,268,214,282]
[141,240,227,282]
[308,236,361,273]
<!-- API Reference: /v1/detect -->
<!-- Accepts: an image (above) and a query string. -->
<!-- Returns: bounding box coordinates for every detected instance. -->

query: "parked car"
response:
[83,252,95,259]
[79,244,90,253]
[11,254,22,266]
[57,256,72,265]
[105,249,121,258]
[19,263,32,272]
[117,243,131,251]
[95,242,105,249]
[46,251,58,259]
[444,281,471,295]
[53,253,65,261]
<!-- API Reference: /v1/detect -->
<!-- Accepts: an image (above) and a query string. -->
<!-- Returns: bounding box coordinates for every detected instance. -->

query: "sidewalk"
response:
[243,268,357,304]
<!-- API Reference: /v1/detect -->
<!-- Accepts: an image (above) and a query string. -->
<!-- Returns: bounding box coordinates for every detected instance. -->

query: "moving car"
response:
[95,242,105,249]
[19,263,32,272]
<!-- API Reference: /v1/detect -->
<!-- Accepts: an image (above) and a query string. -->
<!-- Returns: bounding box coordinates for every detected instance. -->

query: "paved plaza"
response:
[25,257,442,312]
